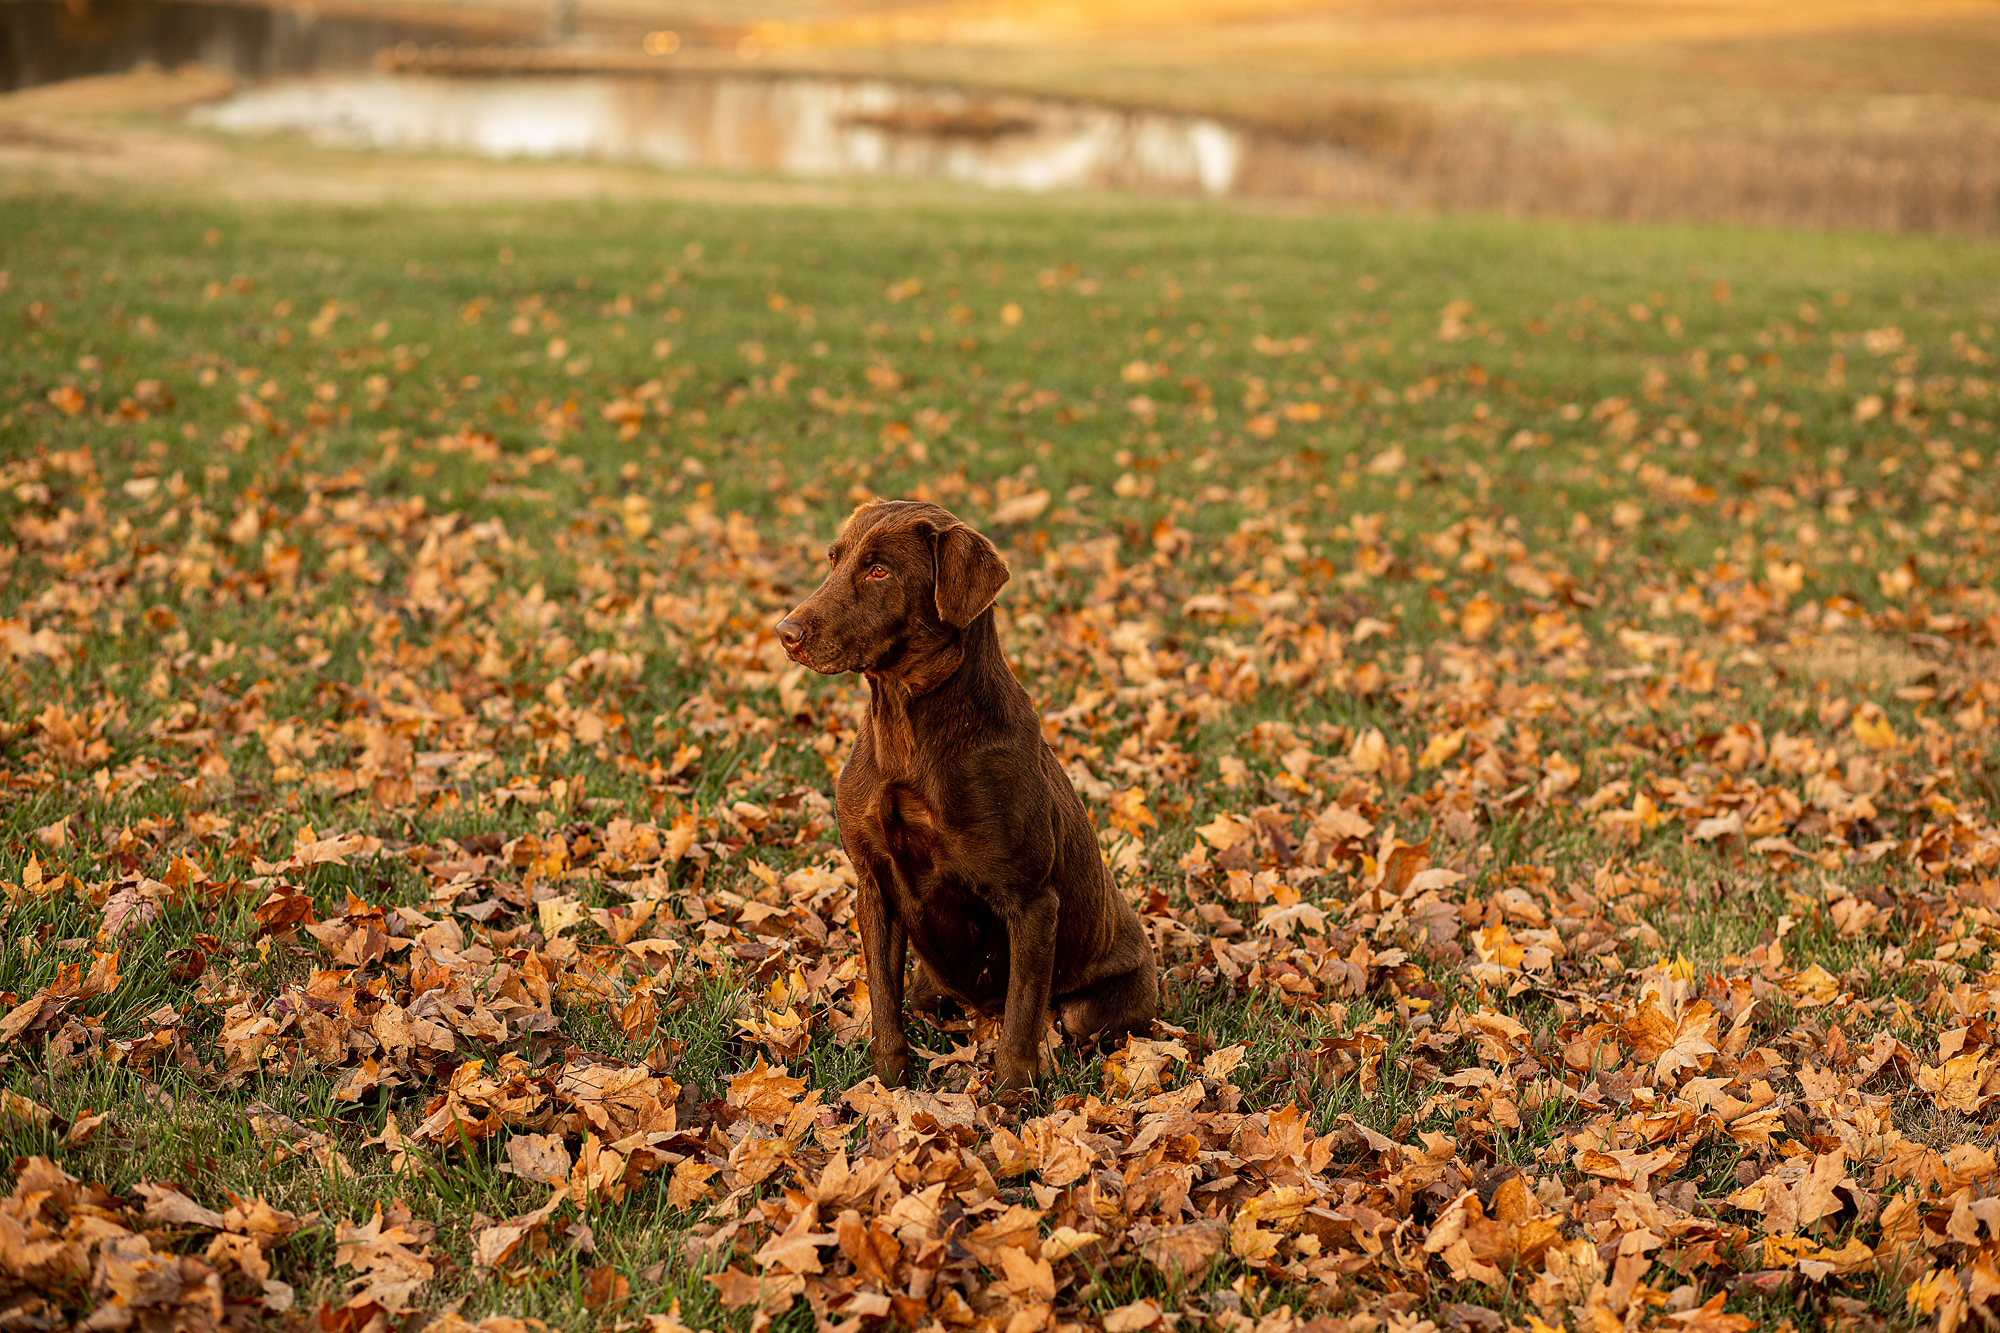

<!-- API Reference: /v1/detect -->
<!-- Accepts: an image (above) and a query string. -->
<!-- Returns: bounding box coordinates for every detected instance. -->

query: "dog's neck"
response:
[865,633,966,704]
[862,613,1004,765]
[865,607,1001,699]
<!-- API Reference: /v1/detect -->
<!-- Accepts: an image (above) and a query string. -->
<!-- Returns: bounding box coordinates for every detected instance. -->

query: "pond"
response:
[190,70,1262,196]
[10,0,1366,200]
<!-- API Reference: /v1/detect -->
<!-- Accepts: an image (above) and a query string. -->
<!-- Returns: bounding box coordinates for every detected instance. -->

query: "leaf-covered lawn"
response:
[2,191,1999,1333]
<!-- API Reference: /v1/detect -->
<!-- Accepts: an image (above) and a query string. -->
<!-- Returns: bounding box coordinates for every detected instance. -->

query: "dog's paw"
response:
[989,1084,1034,1110]
[992,1054,1039,1092]
[874,1047,912,1088]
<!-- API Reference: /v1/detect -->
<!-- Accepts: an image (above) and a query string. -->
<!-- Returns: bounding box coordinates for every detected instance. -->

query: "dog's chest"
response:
[844,712,993,905]
[875,783,941,870]
[849,712,946,870]
[872,787,1008,998]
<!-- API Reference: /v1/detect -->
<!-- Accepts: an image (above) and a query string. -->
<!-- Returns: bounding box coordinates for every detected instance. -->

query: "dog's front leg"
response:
[994,890,1059,1090]
[857,866,911,1087]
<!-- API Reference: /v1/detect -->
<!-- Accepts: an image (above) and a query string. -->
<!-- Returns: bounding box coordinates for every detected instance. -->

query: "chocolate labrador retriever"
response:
[776,500,1158,1089]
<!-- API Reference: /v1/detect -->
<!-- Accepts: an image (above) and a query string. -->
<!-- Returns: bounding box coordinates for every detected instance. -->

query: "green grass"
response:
[2,184,1997,1330]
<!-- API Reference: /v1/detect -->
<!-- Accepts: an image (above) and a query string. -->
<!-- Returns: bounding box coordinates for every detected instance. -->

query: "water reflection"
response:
[194,72,1250,196]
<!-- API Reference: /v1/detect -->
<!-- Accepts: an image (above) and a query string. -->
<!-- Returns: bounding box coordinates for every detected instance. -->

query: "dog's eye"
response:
[866,564,890,580]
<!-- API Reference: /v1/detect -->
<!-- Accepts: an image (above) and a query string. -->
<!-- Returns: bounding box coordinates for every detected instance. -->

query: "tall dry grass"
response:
[1233,95,2000,234]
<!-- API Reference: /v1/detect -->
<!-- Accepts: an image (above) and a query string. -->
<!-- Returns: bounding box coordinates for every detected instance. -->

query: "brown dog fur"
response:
[776,500,1158,1089]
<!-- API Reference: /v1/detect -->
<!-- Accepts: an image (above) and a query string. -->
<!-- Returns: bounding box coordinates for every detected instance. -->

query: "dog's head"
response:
[776,500,1010,676]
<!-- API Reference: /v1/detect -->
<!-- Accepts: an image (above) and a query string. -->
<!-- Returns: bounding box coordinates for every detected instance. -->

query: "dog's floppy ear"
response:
[930,522,1010,628]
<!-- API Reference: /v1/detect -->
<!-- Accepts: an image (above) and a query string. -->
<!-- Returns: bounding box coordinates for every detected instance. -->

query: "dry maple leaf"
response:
[990,488,1050,524]
[334,1201,435,1307]
[1102,1035,1190,1096]
[1664,1294,1758,1332]
[726,1056,807,1126]
[0,1089,53,1128]
[667,1158,721,1208]
[1917,1049,1997,1113]
[1137,1219,1229,1279]
[91,1232,225,1330]
[962,1203,1041,1268]
[706,1266,803,1314]
[991,1245,1057,1304]
[470,1192,568,1272]
[1424,1177,1562,1288]
[753,1210,836,1275]
[135,1182,227,1231]
[834,1208,901,1287]
[502,1132,574,1186]
[100,883,162,940]
[1194,812,1254,852]
[1102,1299,1168,1333]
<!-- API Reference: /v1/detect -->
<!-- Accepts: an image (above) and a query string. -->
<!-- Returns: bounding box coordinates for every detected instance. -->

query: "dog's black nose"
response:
[776,618,806,651]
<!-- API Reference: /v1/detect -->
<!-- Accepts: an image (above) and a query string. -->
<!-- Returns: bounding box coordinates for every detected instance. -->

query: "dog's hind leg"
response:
[907,959,953,1016]
[1058,961,1159,1049]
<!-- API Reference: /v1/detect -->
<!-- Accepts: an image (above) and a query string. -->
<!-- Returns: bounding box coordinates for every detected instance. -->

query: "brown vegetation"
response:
[1228,96,2000,234]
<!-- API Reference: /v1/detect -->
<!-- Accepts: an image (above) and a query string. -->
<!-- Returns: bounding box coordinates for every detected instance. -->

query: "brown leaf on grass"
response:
[1794,1146,1853,1229]
[221,1196,304,1246]
[274,828,383,871]
[0,992,67,1045]
[321,1299,399,1333]
[1575,1145,1679,1193]
[360,1112,422,1173]
[991,1245,1056,1303]
[726,1056,806,1126]
[470,1192,568,1272]
[1665,1294,1759,1332]
[373,1001,457,1059]
[0,1089,53,1126]
[834,1208,901,1286]
[583,1263,631,1312]
[62,1108,109,1147]
[251,886,317,937]
[667,1158,720,1208]
[1692,811,1744,842]
[989,488,1050,524]
[135,1182,227,1230]
[79,949,121,1001]
[1424,1177,1562,1288]
[1040,1225,1100,1262]
[334,1200,435,1307]
[1194,812,1254,851]
[961,1203,1042,1268]
[331,1055,403,1104]
[502,1131,574,1186]
[1136,1219,1228,1278]
[753,1211,836,1275]
[1103,1299,1168,1332]
[1102,1035,1189,1096]
[707,1266,804,1313]
[1314,800,1374,842]
[1375,838,1432,901]
[90,1232,224,1330]
[1624,995,1719,1084]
